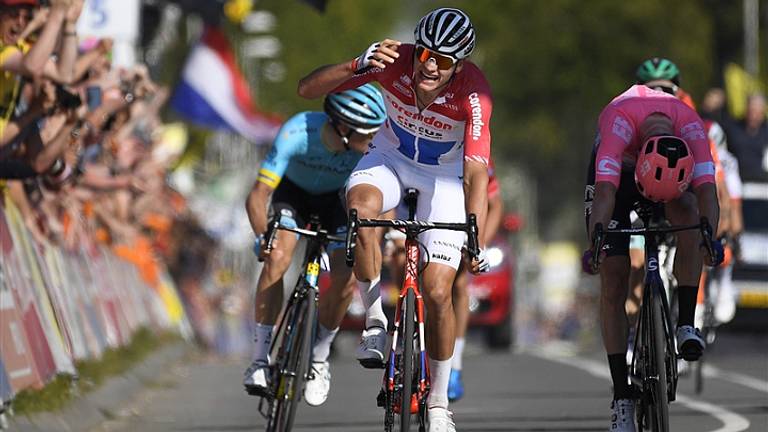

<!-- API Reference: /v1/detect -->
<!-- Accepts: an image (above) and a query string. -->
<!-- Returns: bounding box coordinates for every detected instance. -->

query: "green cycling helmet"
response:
[635,57,680,86]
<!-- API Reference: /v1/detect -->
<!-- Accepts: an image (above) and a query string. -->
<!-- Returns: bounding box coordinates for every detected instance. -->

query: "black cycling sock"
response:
[608,354,632,400]
[677,285,698,327]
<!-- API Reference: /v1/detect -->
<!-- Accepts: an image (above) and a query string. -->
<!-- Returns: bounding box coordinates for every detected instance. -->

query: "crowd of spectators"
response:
[702,87,768,183]
[0,0,214,303]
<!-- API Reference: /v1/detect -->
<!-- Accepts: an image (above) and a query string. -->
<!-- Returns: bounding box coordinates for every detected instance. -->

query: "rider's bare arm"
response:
[484,191,504,244]
[297,63,355,99]
[463,159,489,248]
[297,39,401,99]
[693,182,721,263]
[588,181,618,241]
[246,180,273,236]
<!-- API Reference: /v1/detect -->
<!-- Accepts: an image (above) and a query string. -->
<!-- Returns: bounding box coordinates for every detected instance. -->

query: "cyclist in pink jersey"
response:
[298,8,492,431]
[583,84,723,432]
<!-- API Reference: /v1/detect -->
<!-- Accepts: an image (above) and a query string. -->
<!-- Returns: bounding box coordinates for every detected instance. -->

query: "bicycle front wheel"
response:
[267,287,316,432]
[399,288,416,432]
[650,291,670,432]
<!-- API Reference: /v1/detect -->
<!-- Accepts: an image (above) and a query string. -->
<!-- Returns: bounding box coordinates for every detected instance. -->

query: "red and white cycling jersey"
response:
[334,44,492,174]
[595,85,715,188]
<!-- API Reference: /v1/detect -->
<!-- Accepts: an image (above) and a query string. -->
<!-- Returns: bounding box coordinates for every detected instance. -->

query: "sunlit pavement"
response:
[94,331,767,432]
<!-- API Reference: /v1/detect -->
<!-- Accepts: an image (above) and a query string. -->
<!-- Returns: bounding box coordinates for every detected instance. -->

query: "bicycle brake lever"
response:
[259,219,280,262]
[345,209,358,267]
[466,214,480,260]
[590,223,604,273]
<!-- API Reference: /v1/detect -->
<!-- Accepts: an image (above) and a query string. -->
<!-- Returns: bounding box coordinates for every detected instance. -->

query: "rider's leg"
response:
[449,266,469,401]
[314,249,357,362]
[452,266,470,366]
[346,156,402,366]
[252,230,300,361]
[245,229,299,387]
[626,243,645,329]
[600,255,633,399]
[305,248,357,406]
[666,191,703,328]
[347,184,388,329]
[423,263,459,410]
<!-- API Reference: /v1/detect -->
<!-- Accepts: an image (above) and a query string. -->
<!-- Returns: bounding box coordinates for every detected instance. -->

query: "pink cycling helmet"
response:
[635,135,694,202]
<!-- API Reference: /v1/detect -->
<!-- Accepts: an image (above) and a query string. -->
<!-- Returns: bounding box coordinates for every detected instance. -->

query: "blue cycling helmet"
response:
[324,83,386,134]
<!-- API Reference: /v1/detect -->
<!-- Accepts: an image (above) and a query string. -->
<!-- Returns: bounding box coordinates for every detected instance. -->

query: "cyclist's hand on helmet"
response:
[470,248,490,274]
[352,39,401,72]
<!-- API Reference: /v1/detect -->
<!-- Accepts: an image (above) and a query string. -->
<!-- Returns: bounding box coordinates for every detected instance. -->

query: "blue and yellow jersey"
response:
[257,112,364,194]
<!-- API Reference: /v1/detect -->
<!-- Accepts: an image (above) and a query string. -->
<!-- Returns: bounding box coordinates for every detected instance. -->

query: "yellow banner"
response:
[724,63,765,119]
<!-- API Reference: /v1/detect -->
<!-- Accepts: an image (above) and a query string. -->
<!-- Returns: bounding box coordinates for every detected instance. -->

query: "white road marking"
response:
[529,344,751,432]
[703,364,768,394]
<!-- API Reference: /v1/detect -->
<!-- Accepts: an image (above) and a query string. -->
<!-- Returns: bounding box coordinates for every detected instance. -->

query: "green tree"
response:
[244,0,400,115]
[447,0,713,239]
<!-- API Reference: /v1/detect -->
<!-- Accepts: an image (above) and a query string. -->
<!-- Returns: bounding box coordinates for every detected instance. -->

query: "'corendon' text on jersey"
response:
[469,92,483,141]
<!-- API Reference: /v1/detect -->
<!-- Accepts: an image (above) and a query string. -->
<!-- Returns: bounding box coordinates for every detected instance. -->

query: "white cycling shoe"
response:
[676,325,705,361]
[428,407,456,432]
[356,326,387,369]
[304,361,331,406]
[243,361,269,396]
[609,399,636,431]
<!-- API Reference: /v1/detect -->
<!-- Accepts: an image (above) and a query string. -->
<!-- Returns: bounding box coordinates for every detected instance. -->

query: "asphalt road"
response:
[95,331,767,432]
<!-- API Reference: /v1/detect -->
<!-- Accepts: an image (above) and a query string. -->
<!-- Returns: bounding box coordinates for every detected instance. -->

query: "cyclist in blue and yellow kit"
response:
[243,84,386,407]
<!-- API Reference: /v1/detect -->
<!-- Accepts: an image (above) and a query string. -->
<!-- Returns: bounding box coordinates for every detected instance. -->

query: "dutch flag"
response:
[171,26,280,144]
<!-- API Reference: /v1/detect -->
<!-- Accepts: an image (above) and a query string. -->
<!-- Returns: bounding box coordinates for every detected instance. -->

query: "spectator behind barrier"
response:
[701,88,768,182]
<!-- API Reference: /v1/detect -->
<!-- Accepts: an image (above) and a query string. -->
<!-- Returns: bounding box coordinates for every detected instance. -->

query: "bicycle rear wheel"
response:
[649,291,670,432]
[399,289,415,432]
[267,287,316,432]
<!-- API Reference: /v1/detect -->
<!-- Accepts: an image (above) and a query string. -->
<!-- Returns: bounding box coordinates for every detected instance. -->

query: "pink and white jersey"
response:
[595,85,715,188]
[334,44,492,174]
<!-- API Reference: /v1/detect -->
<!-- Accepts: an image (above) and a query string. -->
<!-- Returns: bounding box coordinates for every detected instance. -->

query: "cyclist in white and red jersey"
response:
[298,8,492,431]
[583,84,723,432]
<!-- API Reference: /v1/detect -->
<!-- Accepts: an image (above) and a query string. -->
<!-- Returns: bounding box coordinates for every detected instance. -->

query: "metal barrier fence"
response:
[0,194,190,414]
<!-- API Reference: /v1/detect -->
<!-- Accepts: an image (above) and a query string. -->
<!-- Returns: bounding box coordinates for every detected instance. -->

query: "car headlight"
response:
[486,246,504,269]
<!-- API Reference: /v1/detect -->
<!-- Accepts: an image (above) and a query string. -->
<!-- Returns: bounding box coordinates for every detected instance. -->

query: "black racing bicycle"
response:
[253,217,344,432]
[345,188,480,432]
[592,212,715,432]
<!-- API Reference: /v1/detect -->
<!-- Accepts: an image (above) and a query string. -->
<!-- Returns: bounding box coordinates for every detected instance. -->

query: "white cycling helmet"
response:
[414,7,475,60]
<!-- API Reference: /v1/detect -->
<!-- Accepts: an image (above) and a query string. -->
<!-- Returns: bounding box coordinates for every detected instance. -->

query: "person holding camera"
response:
[1,0,84,178]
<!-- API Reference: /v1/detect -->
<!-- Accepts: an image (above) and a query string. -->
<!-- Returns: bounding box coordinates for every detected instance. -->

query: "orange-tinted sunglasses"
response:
[415,45,457,70]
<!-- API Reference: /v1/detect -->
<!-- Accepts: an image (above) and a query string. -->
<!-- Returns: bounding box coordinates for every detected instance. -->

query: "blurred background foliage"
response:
[160,0,765,241]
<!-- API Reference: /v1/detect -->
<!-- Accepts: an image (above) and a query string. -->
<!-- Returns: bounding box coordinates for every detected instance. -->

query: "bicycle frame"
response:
[345,189,479,432]
[631,231,679,391]
[594,217,715,432]
[385,226,430,419]
[257,219,344,432]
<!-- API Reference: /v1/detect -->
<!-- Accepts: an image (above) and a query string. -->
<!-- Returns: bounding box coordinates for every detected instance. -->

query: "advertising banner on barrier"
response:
[47,248,90,360]
[85,247,120,348]
[64,252,105,359]
[37,245,80,363]
[0,206,44,391]
[4,198,71,379]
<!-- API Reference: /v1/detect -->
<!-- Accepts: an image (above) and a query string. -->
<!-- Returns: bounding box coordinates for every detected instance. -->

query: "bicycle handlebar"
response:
[259,218,345,262]
[589,218,715,272]
[344,209,480,267]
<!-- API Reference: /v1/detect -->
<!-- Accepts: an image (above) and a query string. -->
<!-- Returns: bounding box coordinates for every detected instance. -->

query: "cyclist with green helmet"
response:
[243,84,387,407]
[635,56,696,107]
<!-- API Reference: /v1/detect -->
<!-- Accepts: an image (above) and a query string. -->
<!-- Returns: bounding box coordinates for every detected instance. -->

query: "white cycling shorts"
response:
[346,147,465,269]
